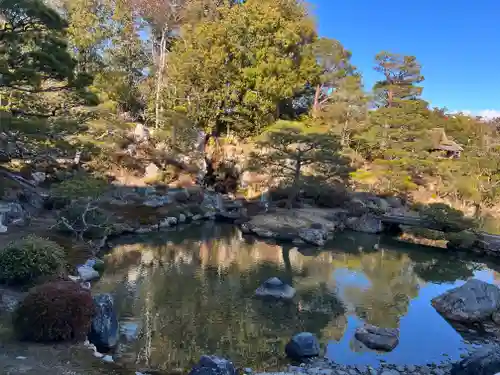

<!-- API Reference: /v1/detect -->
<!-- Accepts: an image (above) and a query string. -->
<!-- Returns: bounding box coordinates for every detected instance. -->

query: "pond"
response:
[95,222,500,372]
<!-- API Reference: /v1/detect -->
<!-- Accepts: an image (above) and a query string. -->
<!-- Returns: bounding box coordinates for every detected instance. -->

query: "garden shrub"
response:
[301,182,351,208]
[0,235,67,286]
[416,203,477,232]
[446,231,478,250]
[269,186,295,202]
[57,199,111,239]
[406,227,446,241]
[13,281,95,342]
[51,174,108,201]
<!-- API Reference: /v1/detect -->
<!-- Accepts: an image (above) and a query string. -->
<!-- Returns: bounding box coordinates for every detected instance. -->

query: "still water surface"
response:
[96,222,500,371]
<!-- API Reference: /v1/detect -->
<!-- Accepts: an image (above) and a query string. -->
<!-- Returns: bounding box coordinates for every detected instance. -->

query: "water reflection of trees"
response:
[331,250,420,328]
[102,224,347,371]
[380,237,481,284]
[99,226,492,371]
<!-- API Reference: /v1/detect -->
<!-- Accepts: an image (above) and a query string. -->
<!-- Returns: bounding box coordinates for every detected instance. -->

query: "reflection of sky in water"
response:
[99,225,500,370]
[326,269,492,366]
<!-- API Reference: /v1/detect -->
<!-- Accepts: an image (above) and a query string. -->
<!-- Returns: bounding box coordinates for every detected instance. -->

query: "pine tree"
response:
[0,0,79,91]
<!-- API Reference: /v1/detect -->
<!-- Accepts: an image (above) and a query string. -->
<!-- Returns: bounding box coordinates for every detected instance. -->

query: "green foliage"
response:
[0,0,76,91]
[301,180,351,208]
[373,52,424,108]
[51,174,108,200]
[416,203,477,232]
[446,231,478,250]
[406,228,446,241]
[1,0,500,228]
[13,281,95,342]
[250,122,348,207]
[166,0,320,135]
[57,199,111,239]
[0,235,67,286]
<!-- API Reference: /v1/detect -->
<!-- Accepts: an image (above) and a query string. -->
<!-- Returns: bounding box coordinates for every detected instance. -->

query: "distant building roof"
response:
[430,128,463,152]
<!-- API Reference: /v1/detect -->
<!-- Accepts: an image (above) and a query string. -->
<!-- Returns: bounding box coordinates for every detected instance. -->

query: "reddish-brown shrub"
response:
[13,281,95,342]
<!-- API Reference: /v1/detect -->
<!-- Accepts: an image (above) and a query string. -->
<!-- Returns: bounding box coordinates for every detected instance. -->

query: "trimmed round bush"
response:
[13,281,95,342]
[0,235,67,286]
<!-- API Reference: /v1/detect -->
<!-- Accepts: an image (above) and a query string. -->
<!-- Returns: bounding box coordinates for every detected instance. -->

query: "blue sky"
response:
[309,0,500,118]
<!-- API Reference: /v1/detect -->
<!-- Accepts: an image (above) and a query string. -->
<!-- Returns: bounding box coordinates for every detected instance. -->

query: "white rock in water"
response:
[16,356,27,360]
[77,266,99,281]
[101,355,114,363]
[31,172,46,184]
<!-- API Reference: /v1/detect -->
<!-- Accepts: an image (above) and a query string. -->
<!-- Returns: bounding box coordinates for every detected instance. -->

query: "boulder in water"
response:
[354,324,399,352]
[285,332,320,361]
[88,294,119,353]
[255,277,295,300]
[346,214,383,234]
[431,279,500,323]
[451,345,500,375]
[188,355,237,375]
[298,228,328,246]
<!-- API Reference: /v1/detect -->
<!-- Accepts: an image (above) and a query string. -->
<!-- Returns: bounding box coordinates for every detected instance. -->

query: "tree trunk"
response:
[312,84,321,118]
[286,158,301,209]
[154,26,168,129]
[281,246,293,285]
[341,120,349,146]
[474,202,482,218]
[387,89,393,108]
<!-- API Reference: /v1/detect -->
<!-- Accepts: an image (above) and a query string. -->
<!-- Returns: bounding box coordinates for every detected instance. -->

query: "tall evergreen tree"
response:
[166,0,320,136]
[0,0,79,91]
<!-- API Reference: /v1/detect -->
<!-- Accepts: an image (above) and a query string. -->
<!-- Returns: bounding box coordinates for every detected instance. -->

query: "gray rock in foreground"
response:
[451,345,500,375]
[431,279,500,323]
[285,332,320,361]
[354,324,399,352]
[188,355,237,375]
[255,277,296,300]
[88,293,119,354]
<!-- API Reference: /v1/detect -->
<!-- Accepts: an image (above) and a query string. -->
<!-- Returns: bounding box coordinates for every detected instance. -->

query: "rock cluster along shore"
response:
[284,360,453,375]
[189,355,455,375]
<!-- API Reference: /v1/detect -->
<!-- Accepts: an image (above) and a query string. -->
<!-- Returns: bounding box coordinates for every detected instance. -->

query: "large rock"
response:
[255,277,296,300]
[354,324,399,352]
[451,345,500,375]
[0,202,26,230]
[144,163,160,180]
[188,355,237,375]
[77,265,99,282]
[31,171,47,185]
[298,227,328,246]
[133,123,150,142]
[431,279,500,323]
[143,195,172,208]
[88,294,119,353]
[285,332,320,361]
[346,214,383,234]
